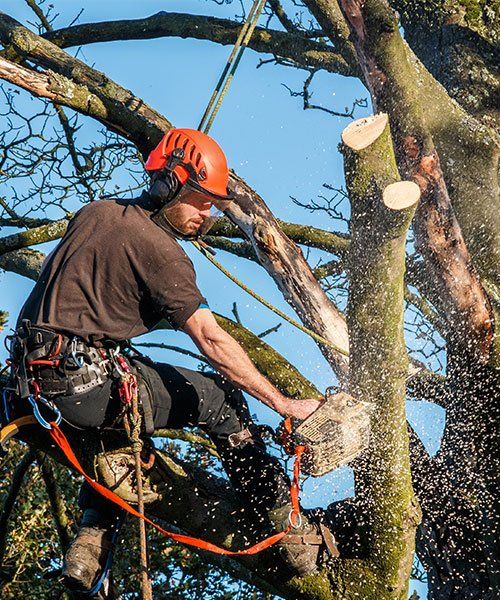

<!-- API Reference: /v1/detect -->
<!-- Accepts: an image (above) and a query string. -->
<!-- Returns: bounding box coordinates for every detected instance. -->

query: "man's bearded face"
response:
[162,188,213,236]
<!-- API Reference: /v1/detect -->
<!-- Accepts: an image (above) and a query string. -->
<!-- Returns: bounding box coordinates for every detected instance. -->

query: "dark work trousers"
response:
[50,355,291,525]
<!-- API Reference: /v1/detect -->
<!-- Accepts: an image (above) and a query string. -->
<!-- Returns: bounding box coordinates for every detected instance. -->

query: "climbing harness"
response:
[0,321,310,597]
[198,0,268,134]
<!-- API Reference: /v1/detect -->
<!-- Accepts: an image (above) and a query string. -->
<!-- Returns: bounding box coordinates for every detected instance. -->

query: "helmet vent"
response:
[195,153,202,167]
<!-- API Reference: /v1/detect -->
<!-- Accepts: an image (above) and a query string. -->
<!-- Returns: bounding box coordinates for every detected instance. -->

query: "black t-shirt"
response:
[18,196,207,343]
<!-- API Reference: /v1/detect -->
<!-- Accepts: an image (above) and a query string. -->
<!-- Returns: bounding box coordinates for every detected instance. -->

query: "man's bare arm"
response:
[182,308,322,420]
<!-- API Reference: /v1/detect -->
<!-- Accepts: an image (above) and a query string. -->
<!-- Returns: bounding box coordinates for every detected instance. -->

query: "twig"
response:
[232,302,242,324]
[258,323,282,338]
[282,71,367,118]
[154,429,219,458]
[134,343,209,365]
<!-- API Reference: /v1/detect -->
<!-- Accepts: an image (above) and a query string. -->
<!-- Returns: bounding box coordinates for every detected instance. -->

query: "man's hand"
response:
[275,398,324,421]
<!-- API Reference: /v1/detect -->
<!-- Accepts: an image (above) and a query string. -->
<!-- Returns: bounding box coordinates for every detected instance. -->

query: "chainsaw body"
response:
[291,390,374,477]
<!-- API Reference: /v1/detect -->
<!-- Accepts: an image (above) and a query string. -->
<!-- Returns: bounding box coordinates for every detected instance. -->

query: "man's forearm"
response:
[193,326,288,413]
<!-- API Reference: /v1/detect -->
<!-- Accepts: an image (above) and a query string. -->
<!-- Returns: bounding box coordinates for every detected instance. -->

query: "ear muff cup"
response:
[148,170,179,207]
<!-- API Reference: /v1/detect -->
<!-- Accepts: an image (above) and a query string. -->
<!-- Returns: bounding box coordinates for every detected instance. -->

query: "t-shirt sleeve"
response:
[146,253,208,330]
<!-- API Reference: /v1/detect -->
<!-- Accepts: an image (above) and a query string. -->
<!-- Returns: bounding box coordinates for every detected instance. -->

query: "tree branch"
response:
[35,451,73,554]
[224,173,350,379]
[0,216,69,256]
[209,217,351,256]
[0,247,45,280]
[38,11,356,78]
[0,12,170,155]
[335,0,494,362]
[342,112,421,595]
[0,448,36,565]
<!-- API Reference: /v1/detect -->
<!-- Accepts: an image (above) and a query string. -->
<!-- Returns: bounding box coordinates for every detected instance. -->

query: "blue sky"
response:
[0,2,441,595]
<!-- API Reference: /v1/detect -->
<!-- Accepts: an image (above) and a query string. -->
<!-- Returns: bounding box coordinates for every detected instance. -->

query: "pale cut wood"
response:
[383,181,421,210]
[341,113,388,150]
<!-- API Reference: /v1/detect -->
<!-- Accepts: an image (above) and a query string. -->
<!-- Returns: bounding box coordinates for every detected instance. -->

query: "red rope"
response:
[48,422,304,556]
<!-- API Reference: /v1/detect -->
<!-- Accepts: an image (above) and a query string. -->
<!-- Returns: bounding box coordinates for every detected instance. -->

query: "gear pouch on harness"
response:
[8,322,111,398]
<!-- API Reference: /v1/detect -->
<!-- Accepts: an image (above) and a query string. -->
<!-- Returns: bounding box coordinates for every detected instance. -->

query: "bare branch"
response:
[282,70,367,118]
[35,451,73,554]
[38,11,356,78]
[134,342,209,366]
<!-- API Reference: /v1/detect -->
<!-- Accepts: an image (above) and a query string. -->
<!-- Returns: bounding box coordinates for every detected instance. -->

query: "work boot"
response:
[268,504,339,577]
[62,509,122,594]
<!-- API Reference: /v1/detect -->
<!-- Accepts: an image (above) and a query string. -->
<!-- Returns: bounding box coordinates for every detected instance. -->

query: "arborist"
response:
[6,129,336,594]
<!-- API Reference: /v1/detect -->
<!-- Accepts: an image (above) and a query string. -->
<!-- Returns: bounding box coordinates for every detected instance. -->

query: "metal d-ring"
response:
[288,509,303,530]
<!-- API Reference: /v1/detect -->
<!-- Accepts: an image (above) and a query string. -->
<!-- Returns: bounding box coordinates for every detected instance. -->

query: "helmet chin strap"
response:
[149,169,194,240]
[152,206,200,241]
[149,168,218,240]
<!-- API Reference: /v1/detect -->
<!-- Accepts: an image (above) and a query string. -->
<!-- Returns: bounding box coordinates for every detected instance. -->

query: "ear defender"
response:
[148,169,180,207]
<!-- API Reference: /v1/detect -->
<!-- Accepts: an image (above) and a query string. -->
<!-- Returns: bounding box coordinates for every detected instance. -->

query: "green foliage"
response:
[0,438,273,598]
[0,311,7,332]
[0,441,79,598]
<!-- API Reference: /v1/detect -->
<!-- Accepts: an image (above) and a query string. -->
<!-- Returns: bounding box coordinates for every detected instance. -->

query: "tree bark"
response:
[224,173,350,380]
[390,0,499,125]
[39,11,355,78]
[334,0,493,362]
[343,113,420,598]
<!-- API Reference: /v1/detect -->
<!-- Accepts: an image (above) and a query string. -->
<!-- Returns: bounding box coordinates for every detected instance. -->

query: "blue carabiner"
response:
[28,395,62,429]
[71,351,85,369]
[2,389,11,423]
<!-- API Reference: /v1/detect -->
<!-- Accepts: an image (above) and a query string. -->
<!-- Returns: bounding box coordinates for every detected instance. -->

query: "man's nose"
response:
[200,207,211,218]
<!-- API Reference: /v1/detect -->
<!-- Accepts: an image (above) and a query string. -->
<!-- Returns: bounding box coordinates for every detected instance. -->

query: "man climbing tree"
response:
[7,127,337,595]
[0,1,498,599]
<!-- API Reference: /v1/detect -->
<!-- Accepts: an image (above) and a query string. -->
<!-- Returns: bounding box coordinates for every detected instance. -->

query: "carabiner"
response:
[108,347,126,377]
[2,389,11,423]
[69,337,85,368]
[288,509,303,530]
[71,352,85,369]
[28,394,62,429]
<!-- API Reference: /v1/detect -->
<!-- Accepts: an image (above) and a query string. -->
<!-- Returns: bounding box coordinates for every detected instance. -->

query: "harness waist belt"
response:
[9,323,111,397]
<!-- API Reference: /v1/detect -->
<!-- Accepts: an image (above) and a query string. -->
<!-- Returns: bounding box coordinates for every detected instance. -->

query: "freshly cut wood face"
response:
[341,113,388,150]
[383,181,421,210]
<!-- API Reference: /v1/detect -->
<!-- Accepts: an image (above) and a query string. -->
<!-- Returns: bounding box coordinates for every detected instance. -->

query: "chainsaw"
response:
[280,388,374,477]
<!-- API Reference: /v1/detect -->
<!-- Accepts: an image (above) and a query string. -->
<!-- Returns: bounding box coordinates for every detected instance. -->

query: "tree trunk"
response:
[343,113,420,598]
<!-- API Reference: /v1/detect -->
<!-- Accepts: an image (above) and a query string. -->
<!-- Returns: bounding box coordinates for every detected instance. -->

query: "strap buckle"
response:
[227,427,253,448]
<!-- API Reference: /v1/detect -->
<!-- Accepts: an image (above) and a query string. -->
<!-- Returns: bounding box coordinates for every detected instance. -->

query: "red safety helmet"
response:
[145,128,232,201]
